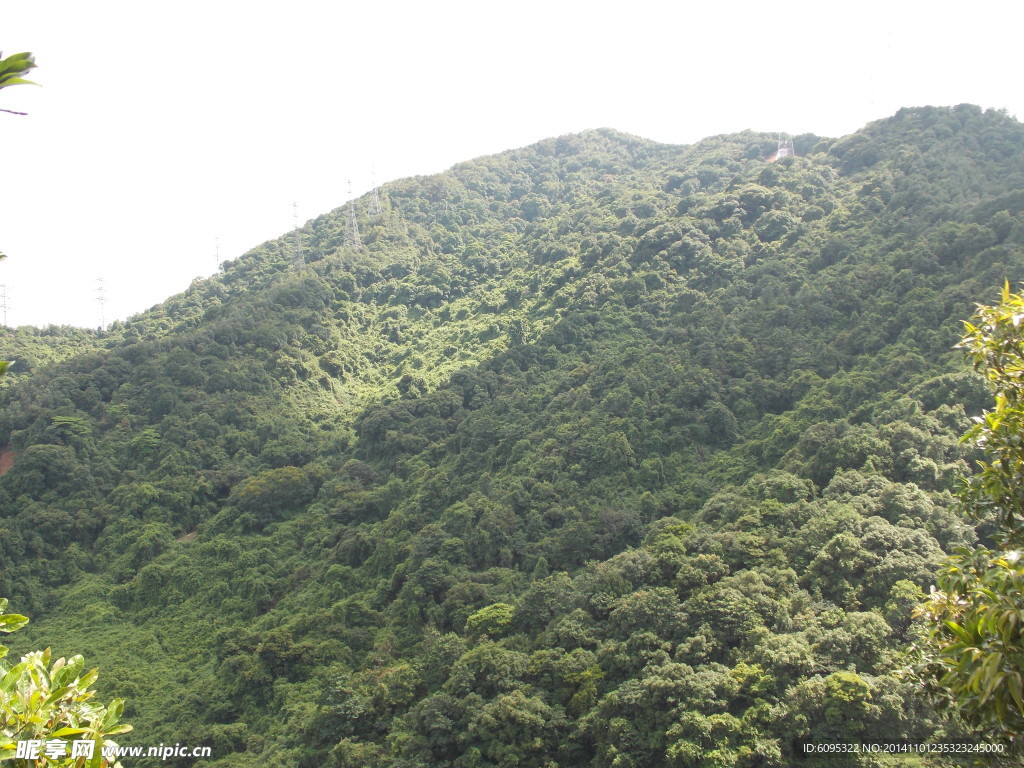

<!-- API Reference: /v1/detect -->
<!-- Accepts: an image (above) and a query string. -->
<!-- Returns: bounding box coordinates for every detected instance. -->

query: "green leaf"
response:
[0,76,36,88]
[1008,676,1024,715]
[52,655,84,688]
[0,613,29,633]
[944,620,972,643]
[78,667,99,689]
[0,51,36,91]
[101,697,124,729]
[0,660,27,692]
[49,727,89,737]
[41,685,74,709]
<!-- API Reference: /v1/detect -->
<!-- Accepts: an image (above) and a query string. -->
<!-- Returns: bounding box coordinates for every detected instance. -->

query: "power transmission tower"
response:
[368,185,383,218]
[368,168,383,219]
[292,201,305,268]
[344,181,361,249]
[96,278,106,331]
[0,284,9,326]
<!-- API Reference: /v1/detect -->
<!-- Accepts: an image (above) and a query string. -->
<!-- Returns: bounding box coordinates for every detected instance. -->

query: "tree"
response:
[0,51,37,116]
[0,47,129,750]
[465,602,514,639]
[916,282,1024,749]
[0,598,132,767]
[0,48,37,314]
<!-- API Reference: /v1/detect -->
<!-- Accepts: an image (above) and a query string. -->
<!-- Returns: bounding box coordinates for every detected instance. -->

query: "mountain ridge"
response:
[1,104,1022,766]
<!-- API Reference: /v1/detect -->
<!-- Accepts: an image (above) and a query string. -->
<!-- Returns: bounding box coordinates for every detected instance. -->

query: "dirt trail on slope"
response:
[0,446,16,476]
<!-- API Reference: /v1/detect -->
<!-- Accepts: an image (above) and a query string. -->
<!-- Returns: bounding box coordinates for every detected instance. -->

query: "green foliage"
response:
[0,52,36,91]
[917,283,1024,748]
[957,283,1024,541]
[228,465,318,529]
[1,107,1022,764]
[0,598,29,655]
[0,327,103,387]
[0,599,131,767]
[464,602,514,638]
[0,51,36,116]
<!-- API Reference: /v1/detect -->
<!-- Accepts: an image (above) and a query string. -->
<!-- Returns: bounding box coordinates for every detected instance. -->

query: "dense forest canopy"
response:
[2,104,1024,766]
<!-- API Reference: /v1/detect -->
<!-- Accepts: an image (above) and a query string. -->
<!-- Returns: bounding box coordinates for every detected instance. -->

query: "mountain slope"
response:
[2,105,1023,766]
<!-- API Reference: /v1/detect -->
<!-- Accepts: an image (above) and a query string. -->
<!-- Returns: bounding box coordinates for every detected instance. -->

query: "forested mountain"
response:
[2,104,1023,766]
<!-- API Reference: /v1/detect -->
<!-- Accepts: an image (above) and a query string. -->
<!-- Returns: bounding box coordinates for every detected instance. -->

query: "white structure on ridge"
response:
[776,133,795,159]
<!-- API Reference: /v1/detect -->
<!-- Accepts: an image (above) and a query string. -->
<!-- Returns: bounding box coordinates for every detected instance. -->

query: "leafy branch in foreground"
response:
[0,51,37,115]
[916,281,1024,749]
[0,598,132,767]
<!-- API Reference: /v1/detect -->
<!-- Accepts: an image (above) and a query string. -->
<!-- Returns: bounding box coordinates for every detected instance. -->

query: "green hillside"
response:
[3,104,1024,766]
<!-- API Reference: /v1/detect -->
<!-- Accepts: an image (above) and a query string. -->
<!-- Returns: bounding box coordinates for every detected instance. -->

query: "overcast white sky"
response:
[2,0,1021,328]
